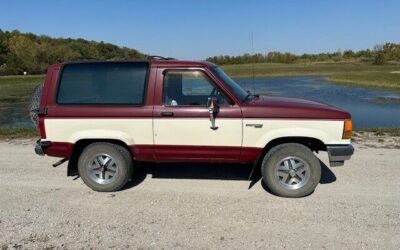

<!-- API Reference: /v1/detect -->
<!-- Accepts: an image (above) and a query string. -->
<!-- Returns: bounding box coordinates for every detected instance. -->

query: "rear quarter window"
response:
[57,62,148,105]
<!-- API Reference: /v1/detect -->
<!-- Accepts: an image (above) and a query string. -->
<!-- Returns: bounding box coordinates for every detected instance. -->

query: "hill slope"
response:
[0,29,146,75]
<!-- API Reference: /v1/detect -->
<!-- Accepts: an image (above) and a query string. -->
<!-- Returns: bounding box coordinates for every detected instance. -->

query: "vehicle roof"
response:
[59,59,217,68]
[150,59,217,68]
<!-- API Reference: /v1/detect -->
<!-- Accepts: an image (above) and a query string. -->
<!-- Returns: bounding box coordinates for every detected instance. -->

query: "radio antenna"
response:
[251,31,256,94]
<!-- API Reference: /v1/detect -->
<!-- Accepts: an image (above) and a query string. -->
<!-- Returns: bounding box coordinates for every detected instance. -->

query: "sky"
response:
[0,0,399,60]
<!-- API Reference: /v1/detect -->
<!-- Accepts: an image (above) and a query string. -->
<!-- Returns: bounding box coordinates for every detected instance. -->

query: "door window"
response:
[163,70,228,106]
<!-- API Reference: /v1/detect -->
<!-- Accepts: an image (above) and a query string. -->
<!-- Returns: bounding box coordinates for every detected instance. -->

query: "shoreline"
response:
[221,62,400,91]
[227,73,400,92]
[1,62,400,90]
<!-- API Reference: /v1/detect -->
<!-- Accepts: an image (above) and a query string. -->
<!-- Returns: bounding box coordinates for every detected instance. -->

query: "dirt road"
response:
[0,139,399,249]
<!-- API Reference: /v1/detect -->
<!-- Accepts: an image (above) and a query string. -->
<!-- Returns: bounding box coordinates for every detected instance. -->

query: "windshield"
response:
[211,66,248,102]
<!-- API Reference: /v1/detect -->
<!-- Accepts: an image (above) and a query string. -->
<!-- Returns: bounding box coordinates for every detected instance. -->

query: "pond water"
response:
[0,76,399,128]
[235,76,400,128]
[0,99,33,128]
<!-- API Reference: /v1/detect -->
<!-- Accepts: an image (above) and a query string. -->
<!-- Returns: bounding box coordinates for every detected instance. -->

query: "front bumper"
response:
[35,139,51,156]
[326,144,354,167]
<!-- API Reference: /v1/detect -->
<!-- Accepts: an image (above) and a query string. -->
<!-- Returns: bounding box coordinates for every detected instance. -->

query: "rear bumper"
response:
[35,140,74,158]
[34,139,51,156]
[326,144,354,167]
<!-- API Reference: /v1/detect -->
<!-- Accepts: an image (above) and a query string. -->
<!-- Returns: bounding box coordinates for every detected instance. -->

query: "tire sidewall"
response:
[262,143,321,198]
[78,143,132,192]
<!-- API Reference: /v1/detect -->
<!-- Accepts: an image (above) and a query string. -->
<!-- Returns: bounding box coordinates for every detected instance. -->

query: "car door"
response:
[153,68,243,162]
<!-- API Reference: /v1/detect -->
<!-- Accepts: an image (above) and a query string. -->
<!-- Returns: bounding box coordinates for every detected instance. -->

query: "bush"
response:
[373,52,385,65]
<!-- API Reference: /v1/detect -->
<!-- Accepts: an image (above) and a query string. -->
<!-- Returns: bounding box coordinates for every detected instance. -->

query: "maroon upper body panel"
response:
[42,61,156,118]
[150,60,349,120]
[241,95,351,120]
[41,59,350,120]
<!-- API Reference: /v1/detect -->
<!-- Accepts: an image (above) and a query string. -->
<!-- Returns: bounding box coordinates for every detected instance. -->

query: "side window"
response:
[163,70,228,106]
[57,62,148,105]
[182,74,213,96]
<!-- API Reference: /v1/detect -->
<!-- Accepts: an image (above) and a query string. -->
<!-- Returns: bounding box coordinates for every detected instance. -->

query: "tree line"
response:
[207,43,400,65]
[1,28,400,75]
[0,29,146,75]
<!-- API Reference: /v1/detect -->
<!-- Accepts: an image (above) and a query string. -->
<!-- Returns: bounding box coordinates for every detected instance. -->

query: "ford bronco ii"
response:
[33,59,353,197]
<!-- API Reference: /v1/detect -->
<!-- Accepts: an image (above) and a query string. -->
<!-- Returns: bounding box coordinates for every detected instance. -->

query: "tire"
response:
[78,142,133,192]
[29,83,43,126]
[261,143,321,198]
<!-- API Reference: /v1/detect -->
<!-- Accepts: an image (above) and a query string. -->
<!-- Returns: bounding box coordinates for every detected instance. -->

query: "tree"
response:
[343,50,355,59]
[7,35,39,74]
[0,28,147,75]
[0,29,8,65]
[373,44,385,65]
[373,52,385,65]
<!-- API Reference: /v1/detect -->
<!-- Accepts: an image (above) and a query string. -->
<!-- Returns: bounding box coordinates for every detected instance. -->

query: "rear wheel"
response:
[78,142,133,192]
[261,143,321,198]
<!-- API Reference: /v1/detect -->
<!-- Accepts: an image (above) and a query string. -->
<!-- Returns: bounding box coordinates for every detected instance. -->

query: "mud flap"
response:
[247,153,264,189]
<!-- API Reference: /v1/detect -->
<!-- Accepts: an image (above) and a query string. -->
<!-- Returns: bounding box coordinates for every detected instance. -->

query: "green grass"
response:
[0,75,45,85]
[221,62,400,90]
[0,127,38,140]
[327,71,400,90]
[0,76,44,140]
[0,75,45,103]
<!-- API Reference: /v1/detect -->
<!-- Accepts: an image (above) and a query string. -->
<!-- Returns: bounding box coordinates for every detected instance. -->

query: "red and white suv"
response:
[33,59,353,197]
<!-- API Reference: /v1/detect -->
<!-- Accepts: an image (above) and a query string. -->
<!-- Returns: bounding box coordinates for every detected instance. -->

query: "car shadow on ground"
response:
[122,160,336,192]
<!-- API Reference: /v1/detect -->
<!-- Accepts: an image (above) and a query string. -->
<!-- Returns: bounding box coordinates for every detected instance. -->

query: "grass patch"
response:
[0,127,38,140]
[356,127,400,136]
[0,75,45,105]
[222,62,400,90]
[0,75,45,85]
[327,72,400,90]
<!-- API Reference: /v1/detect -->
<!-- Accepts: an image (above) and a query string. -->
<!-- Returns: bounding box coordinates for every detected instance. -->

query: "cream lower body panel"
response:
[153,118,242,146]
[44,118,349,148]
[45,119,154,145]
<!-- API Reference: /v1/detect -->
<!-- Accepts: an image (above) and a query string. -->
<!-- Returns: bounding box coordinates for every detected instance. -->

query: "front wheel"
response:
[78,142,133,192]
[261,143,321,198]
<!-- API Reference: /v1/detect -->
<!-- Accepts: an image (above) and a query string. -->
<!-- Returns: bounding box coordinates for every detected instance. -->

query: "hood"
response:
[242,95,351,120]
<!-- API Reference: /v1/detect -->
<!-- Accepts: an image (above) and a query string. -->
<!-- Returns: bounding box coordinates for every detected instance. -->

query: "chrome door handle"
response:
[246,123,263,128]
[161,112,174,117]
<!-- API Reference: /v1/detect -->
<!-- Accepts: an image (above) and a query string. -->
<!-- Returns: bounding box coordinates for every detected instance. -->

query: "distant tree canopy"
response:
[1,28,400,75]
[207,43,400,65]
[0,29,146,75]
[372,43,400,65]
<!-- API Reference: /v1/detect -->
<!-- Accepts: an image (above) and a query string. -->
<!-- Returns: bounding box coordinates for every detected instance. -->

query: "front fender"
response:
[254,127,331,148]
[243,119,349,148]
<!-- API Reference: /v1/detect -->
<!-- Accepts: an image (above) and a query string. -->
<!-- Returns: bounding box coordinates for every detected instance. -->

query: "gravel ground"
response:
[0,139,399,249]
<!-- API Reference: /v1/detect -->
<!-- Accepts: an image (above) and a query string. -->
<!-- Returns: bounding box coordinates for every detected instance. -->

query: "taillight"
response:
[38,117,46,139]
[342,119,352,139]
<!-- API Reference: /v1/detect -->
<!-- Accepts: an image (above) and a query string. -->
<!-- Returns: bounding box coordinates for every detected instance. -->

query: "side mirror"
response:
[207,97,219,130]
[207,97,219,112]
